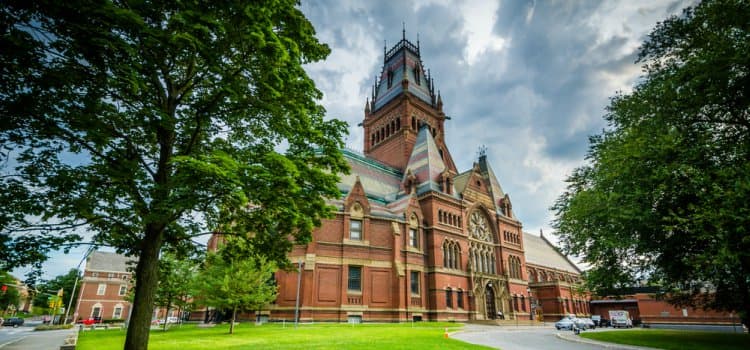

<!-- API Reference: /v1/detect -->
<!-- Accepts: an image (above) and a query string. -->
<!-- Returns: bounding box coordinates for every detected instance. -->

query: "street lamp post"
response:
[293,259,303,329]
[64,246,94,325]
[527,287,533,321]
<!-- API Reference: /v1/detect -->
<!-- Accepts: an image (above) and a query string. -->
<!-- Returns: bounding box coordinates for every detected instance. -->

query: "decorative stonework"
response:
[469,211,490,242]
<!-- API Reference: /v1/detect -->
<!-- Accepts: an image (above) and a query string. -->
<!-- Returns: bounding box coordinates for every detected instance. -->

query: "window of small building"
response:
[410,271,420,295]
[97,283,106,295]
[348,266,362,291]
[445,288,453,308]
[92,305,102,318]
[119,285,127,296]
[113,305,123,319]
[92,272,98,277]
[350,219,362,240]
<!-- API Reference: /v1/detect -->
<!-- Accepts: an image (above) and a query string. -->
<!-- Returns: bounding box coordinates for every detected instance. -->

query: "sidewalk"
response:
[555,331,661,350]
[1,329,77,350]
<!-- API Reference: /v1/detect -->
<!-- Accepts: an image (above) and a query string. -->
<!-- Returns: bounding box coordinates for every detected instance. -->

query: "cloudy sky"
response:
[26,0,691,281]
[300,0,688,234]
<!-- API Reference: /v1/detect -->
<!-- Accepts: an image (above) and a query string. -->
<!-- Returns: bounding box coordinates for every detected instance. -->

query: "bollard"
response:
[444,327,449,338]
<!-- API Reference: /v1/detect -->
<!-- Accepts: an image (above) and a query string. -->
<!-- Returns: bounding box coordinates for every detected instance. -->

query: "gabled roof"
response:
[371,36,437,111]
[403,125,446,195]
[523,232,581,274]
[86,251,134,273]
[478,155,505,201]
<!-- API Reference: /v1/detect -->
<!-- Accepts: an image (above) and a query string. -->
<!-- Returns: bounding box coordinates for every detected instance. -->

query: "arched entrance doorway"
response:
[485,284,496,319]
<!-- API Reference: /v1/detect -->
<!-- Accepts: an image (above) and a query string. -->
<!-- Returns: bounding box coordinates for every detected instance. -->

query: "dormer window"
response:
[387,70,394,88]
[413,67,420,85]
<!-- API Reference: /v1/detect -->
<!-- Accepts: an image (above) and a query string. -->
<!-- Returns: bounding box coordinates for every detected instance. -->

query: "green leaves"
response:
[2,0,346,347]
[195,238,278,334]
[552,0,750,325]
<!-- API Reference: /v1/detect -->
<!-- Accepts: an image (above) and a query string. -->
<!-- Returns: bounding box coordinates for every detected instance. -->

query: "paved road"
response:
[0,328,75,350]
[453,324,631,350]
[0,327,34,348]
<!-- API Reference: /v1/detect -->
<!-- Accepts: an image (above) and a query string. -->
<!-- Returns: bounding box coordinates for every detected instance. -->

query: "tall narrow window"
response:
[113,306,123,319]
[350,219,362,240]
[348,266,362,291]
[446,288,453,308]
[409,228,418,248]
[119,285,127,296]
[457,290,464,309]
[410,271,420,295]
[97,283,106,295]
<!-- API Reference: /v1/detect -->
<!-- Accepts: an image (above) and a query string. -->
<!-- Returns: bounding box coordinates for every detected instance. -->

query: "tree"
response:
[0,272,21,316]
[195,241,277,335]
[0,1,348,349]
[552,0,750,329]
[154,252,197,330]
[32,269,80,316]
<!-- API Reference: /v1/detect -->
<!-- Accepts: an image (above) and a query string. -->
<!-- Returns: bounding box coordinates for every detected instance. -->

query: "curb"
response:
[555,332,661,350]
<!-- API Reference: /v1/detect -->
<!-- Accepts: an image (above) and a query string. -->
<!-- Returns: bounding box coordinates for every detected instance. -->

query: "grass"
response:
[76,322,493,350]
[580,329,750,350]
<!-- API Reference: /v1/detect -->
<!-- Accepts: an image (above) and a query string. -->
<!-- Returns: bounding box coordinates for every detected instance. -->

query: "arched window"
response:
[457,289,464,309]
[396,118,400,130]
[445,288,453,308]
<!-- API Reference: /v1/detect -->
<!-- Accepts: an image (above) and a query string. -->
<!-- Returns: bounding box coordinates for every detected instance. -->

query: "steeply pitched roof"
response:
[86,251,135,273]
[403,126,446,194]
[523,232,580,274]
[371,37,437,111]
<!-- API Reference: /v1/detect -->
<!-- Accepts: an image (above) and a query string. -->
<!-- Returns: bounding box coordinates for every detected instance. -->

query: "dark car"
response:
[3,317,24,327]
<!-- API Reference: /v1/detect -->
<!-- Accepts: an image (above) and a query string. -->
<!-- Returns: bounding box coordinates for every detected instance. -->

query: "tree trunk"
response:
[229,306,237,334]
[124,224,164,350]
[162,301,170,332]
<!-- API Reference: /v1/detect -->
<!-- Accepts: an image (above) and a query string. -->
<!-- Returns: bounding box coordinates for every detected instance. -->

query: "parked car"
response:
[578,317,596,329]
[152,316,180,325]
[3,317,24,327]
[555,317,576,330]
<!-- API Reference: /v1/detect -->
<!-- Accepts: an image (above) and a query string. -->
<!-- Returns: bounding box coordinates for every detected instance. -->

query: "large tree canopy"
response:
[0,1,348,349]
[552,0,750,328]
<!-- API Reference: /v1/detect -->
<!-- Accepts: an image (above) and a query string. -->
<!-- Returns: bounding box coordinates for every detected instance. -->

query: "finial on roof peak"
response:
[478,145,488,159]
[402,22,406,41]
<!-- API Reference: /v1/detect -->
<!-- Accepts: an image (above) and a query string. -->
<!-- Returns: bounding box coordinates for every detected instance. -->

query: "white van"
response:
[608,310,633,328]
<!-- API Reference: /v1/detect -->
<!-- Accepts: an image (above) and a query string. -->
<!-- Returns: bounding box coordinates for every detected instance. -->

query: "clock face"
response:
[469,211,490,241]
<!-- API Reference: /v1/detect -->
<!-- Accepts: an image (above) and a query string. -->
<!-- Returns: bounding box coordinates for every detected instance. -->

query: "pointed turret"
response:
[402,125,446,194]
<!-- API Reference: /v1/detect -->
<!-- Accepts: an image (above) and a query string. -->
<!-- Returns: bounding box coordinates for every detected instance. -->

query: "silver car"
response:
[577,317,596,329]
[555,317,576,330]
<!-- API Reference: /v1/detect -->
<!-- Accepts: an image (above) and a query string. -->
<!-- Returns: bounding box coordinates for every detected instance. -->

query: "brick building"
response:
[590,287,737,327]
[238,35,590,323]
[73,251,133,322]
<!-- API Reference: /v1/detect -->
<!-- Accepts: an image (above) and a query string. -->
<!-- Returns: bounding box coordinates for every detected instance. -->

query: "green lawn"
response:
[580,329,750,350]
[76,322,493,350]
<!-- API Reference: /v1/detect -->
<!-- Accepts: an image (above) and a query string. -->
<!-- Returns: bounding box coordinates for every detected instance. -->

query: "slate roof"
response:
[403,126,448,195]
[339,149,403,204]
[523,232,580,273]
[372,38,436,111]
[86,251,134,273]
